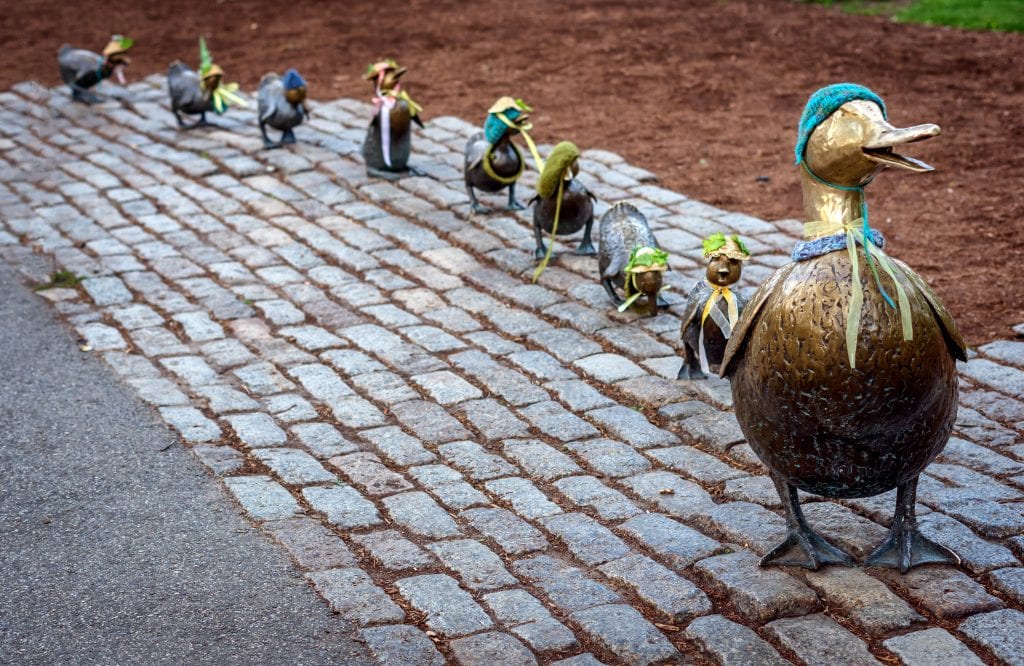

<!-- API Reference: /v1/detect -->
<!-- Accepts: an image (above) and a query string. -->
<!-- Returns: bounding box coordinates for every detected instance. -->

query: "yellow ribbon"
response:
[701,286,738,329]
[532,178,563,283]
[805,219,913,368]
[481,142,525,185]
[497,113,545,173]
[210,82,247,114]
[384,88,422,117]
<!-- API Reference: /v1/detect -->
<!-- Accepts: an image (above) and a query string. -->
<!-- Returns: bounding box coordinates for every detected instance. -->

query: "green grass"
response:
[34,270,81,291]
[802,0,1024,32]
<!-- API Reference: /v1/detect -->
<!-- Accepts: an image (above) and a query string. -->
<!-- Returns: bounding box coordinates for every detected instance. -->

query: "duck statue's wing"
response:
[720,263,795,377]
[678,281,710,334]
[893,258,967,362]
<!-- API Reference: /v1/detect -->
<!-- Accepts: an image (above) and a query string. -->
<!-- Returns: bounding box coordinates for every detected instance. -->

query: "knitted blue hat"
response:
[795,83,886,164]
[484,107,523,145]
[282,69,306,90]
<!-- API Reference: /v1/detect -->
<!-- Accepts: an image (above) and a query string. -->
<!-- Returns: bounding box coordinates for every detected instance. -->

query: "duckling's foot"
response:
[471,202,492,215]
[677,364,707,381]
[575,240,597,256]
[534,243,548,261]
[866,529,959,573]
[407,165,426,177]
[263,139,283,150]
[761,527,854,570]
[281,130,297,145]
[72,89,103,105]
[507,199,525,211]
[366,166,404,181]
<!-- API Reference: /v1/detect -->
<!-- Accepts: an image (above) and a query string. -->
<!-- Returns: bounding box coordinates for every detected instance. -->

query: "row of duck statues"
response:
[59,36,968,575]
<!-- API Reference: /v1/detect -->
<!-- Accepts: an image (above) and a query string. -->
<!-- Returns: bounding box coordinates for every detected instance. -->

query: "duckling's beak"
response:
[862,122,940,172]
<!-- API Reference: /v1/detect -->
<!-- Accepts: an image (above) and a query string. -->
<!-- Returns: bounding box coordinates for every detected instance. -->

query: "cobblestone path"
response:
[2,75,1023,665]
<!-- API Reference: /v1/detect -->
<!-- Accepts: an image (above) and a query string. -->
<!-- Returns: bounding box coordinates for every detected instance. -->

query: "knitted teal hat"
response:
[485,107,524,145]
[795,83,886,164]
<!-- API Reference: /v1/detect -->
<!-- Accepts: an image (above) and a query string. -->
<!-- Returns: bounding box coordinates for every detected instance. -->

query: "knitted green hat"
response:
[537,142,579,198]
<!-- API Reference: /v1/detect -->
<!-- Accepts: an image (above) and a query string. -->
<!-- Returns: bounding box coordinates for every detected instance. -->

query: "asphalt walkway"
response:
[0,261,370,665]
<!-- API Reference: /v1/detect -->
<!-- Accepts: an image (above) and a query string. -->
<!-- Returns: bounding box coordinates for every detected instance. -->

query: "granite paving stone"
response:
[618,513,725,568]
[764,613,881,666]
[957,608,1024,666]
[357,426,436,467]
[553,476,641,520]
[461,507,549,556]
[694,550,818,623]
[306,568,405,625]
[157,406,221,442]
[881,566,1004,619]
[252,448,335,485]
[503,439,583,481]
[565,438,652,478]
[351,530,436,572]
[225,412,287,447]
[918,512,1021,574]
[518,400,599,441]
[649,445,749,484]
[482,589,578,653]
[410,369,482,405]
[358,625,446,666]
[586,405,680,448]
[539,513,630,565]
[988,567,1024,604]
[302,485,382,529]
[449,632,537,666]
[619,470,717,521]
[804,566,923,635]
[392,399,471,443]
[438,441,520,480]
[455,398,531,439]
[598,554,712,622]
[685,614,789,666]
[264,516,357,570]
[291,422,359,458]
[486,477,563,519]
[573,353,647,383]
[382,491,462,538]
[512,555,621,612]
[883,628,984,666]
[223,475,301,522]
[395,574,493,637]
[427,539,518,590]
[571,604,680,666]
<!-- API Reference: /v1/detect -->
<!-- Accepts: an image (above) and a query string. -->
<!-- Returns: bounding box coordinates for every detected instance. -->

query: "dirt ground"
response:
[4,0,1022,345]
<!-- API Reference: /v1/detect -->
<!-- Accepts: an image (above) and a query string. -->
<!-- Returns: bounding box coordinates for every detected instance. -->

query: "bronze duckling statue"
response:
[258,69,308,149]
[598,202,670,317]
[58,35,133,104]
[362,59,424,179]
[168,38,246,129]
[531,141,597,280]
[464,97,540,214]
[721,83,966,572]
[677,233,749,380]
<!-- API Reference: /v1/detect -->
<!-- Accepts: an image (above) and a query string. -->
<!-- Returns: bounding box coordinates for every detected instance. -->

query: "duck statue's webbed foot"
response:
[866,479,960,572]
[507,184,525,211]
[72,87,104,105]
[763,472,854,570]
[575,221,597,256]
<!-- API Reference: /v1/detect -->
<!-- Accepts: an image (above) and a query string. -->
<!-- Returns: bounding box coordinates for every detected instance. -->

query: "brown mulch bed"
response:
[5,0,1022,345]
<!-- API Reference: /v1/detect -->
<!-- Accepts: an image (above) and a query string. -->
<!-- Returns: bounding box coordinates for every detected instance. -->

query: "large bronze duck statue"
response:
[362,59,424,179]
[598,202,669,318]
[58,35,133,104]
[678,233,749,380]
[258,69,307,149]
[721,83,966,572]
[530,141,596,281]
[464,97,538,214]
